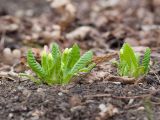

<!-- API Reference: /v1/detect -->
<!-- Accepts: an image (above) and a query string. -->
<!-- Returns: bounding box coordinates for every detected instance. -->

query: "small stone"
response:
[58,92,63,96]
[37,88,44,93]
[23,89,31,97]
[70,105,85,112]
[137,106,145,111]
[52,25,61,31]
[37,88,45,97]
[31,109,44,120]
[99,104,107,112]
[66,26,93,40]
[8,113,14,118]
[3,48,12,64]
[50,30,61,40]
[98,103,119,118]
[12,49,21,59]
[17,86,24,90]
[3,48,12,57]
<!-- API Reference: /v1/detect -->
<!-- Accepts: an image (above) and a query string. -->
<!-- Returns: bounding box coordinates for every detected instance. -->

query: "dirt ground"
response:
[0,0,160,120]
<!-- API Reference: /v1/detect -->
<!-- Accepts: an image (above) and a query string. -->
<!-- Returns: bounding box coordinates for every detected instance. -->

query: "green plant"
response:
[116,43,151,78]
[23,43,95,85]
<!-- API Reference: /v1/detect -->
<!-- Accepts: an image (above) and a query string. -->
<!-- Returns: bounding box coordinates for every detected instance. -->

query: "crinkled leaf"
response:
[26,43,94,85]
[79,63,96,73]
[66,44,80,71]
[117,43,151,78]
[51,43,61,63]
[62,48,70,69]
[142,48,151,73]
[71,50,93,74]
[27,50,45,78]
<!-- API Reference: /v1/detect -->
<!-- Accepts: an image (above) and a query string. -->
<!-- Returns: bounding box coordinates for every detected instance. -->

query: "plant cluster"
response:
[26,43,95,85]
[117,43,151,78]
[24,42,151,85]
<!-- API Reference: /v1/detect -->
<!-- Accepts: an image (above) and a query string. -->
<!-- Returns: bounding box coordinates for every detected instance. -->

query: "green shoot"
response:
[24,43,95,85]
[117,43,151,78]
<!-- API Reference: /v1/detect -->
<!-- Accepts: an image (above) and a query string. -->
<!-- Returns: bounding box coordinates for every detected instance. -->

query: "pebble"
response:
[23,89,31,97]
[58,92,63,96]
[8,113,14,118]
[99,104,107,112]
[3,48,21,64]
[66,26,93,40]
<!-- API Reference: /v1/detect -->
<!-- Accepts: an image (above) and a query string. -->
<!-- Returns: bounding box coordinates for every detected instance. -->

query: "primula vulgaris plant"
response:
[116,43,151,78]
[25,43,95,85]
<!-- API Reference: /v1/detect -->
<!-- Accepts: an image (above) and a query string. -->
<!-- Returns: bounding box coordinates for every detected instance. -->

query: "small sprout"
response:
[116,43,151,78]
[24,43,95,85]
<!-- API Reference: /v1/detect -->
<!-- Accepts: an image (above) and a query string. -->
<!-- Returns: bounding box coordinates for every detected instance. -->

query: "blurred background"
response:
[0,0,160,64]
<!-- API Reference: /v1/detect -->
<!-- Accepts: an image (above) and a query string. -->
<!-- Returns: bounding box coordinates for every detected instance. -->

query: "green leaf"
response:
[19,73,42,84]
[62,51,93,84]
[135,53,140,65]
[138,66,145,77]
[46,43,62,84]
[27,50,45,78]
[123,43,138,69]
[62,48,71,69]
[142,48,151,73]
[118,43,139,77]
[53,54,62,83]
[41,48,50,74]
[51,43,61,63]
[79,63,96,73]
[62,44,80,80]
[41,46,54,76]
[66,44,80,70]
[117,43,151,78]
[71,50,93,74]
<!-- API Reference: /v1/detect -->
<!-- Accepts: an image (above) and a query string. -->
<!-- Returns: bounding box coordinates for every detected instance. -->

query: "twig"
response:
[106,75,136,84]
[84,93,111,98]
[0,71,18,81]
[0,31,5,52]
[0,65,10,71]
[124,102,142,110]
[84,90,160,100]
[93,52,118,65]
[84,93,149,99]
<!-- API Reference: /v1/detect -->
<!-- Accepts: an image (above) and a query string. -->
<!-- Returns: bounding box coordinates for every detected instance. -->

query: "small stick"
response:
[93,52,118,65]
[106,75,136,84]
[84,89,160,99]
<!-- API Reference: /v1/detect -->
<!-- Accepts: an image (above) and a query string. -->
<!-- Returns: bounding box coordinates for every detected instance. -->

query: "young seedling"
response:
[22,43,95,85]
[116,43,151,78]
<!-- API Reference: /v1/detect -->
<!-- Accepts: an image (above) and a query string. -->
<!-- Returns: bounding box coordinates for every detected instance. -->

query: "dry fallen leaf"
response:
[50,0,76,30]
[66,26,93,40]
[93,52,118,64]
[3,48,21,65]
